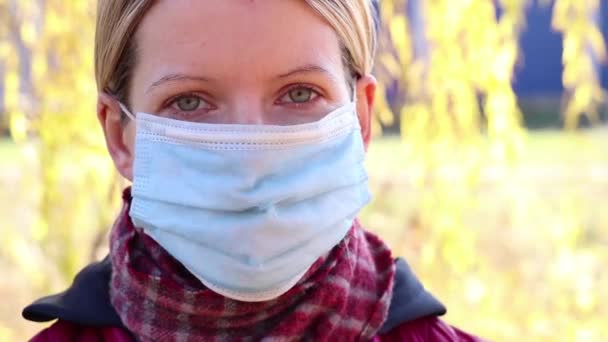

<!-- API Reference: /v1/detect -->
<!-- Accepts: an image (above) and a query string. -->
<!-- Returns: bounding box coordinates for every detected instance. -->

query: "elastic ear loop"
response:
[118,102,136,121]
[351,83,359,124]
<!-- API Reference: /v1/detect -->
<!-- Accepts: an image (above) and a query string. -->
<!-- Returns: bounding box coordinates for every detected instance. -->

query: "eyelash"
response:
[278,84,322,107]
[164,92,207,113]
[165,85,323,112]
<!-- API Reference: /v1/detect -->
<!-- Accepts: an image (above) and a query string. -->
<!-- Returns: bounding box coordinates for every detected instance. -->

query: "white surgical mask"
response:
[120,100,371,302]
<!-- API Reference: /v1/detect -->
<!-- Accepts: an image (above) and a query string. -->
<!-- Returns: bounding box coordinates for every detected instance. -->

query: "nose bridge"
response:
[227,90,265,125]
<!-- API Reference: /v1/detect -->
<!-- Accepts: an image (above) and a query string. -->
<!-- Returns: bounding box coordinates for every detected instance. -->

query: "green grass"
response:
[522,127,608,164]
[0,139,20,167]
[367,127,608,168]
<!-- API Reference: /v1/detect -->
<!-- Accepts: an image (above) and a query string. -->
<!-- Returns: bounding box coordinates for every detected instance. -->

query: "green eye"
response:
[176,96,201,111]
[288,87,313,103]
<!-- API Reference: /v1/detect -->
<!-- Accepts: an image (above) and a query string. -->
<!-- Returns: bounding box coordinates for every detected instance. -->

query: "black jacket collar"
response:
[23,256,123,328]
[23,257,446,333]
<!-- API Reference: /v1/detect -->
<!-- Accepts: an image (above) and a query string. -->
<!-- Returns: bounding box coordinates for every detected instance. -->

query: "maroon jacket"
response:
[24,258,483,341]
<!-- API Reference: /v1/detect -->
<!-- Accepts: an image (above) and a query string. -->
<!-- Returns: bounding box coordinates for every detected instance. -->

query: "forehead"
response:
[134,0,345,82]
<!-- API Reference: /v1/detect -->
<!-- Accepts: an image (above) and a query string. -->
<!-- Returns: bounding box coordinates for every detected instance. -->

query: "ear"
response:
[354,74,376,151]
[97,92,136,181]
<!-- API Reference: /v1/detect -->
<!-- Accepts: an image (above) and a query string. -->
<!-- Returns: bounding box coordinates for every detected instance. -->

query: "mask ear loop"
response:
[351,83,359,123]
[103,88,136,121]
[117,101,136,121]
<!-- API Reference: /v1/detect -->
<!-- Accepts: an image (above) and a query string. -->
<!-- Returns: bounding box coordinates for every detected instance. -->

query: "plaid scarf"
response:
[109,189,395,341]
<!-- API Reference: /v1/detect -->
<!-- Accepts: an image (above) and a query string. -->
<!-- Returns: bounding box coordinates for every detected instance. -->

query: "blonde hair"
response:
[95,0,377,104]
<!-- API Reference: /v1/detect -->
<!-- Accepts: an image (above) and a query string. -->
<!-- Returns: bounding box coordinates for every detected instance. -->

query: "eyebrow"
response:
[146,74,214,94]
[146,64,340,94]
[277,64,341,83]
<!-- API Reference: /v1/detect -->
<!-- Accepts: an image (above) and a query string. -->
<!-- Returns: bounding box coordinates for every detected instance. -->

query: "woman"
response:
[23,1,483,341]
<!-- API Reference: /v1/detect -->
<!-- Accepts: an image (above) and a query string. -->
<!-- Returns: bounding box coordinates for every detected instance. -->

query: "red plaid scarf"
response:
[109,189,395,341]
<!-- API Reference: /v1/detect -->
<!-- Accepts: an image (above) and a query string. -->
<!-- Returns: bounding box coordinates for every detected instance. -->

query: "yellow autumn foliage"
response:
[1,0,121,290]
[0,0,606,341]
[550,0,607,129]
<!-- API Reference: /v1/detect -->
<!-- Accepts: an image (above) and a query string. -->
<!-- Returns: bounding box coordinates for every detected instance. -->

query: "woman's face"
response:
[98,0,376,180]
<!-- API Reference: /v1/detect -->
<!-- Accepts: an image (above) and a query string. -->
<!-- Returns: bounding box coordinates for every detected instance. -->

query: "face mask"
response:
[120,101,370,302]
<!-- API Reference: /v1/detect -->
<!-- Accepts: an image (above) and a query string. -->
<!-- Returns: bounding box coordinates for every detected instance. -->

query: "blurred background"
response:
[0,0,607,341]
